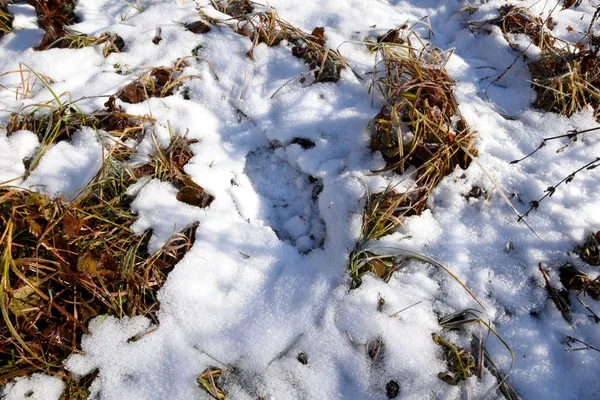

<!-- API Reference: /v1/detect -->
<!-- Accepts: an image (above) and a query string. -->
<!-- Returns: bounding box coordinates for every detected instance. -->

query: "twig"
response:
[520,158,600,220]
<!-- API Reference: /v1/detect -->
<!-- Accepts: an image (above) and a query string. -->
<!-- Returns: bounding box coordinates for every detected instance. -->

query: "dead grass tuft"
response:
[577,231,600,266]
[0,0,13,40]
[118,58,198,104]
[528,47,600,120]
[0,122,213,390]
[366,28,477,227]
[485,5,555,52]
[207,5,347,83]
[196,367,226,399]
[361,188,407,242]
[6,98,151,177]
[31,0,78,51]
[47,32,125,56]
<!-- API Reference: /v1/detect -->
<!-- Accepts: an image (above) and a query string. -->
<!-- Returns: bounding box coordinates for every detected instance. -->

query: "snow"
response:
[1,0,600,399]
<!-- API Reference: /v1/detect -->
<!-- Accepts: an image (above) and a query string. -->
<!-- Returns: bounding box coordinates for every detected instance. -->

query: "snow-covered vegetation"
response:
[1,0,599,399]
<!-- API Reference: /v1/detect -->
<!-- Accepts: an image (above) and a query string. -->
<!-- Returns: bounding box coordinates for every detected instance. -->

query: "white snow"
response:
[1,0,600,399]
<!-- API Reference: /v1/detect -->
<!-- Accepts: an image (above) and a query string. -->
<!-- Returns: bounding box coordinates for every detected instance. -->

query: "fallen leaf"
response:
[176,186,215,208]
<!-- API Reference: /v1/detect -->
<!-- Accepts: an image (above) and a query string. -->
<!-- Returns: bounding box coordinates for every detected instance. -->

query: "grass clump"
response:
[436,309,518,399]
[28,0,125,55]
[118,58,198,104]
[6,98,151,177]
[528,47,600,120]
[208,5,347,83]
[0,123,213,393]
[31,0,79,50]
[367,28,477,223]
[46,32,125,56]
[0,0,13,40]
[474,5,555,52]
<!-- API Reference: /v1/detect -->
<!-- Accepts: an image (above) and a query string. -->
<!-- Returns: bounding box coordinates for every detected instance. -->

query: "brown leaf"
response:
[311,27,326,46]
[77,250,98,274]
[186,21,211,34]
[176,186,214,208]
[26,217,43,238]
[62,213,83,236]
[151,68,171,86]
[580,53,596,74]
[561,0,577,10]
[119,81,147,104]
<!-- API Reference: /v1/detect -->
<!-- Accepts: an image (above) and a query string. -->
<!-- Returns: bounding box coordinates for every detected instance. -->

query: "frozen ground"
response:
[1,0,600,399]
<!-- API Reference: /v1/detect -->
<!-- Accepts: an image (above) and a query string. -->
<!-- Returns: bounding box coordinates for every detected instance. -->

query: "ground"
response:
[1,0,600,399]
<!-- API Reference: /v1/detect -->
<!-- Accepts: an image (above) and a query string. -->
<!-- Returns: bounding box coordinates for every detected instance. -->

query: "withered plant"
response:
[528,47,600,119]
[117,58,198,104]
[367,28,477,226]
[207,4,347,83]
[1,121,213,397]
[0,0,13,40]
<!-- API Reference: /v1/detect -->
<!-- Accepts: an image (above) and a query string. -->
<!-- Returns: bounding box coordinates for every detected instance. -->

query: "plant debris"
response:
[528,47,600,120]
[386,380,400,398]
[432,333,476,386]
[207,5,347,83]
[196,367,226,399]
[0,0,13,40]
[297,352,308,365]
[118,58,197,104]
[559,263,600,300]
[6,99,151,177]
[538,263,572,323]
[577,231,600,266]
[0,126,212,388]
[186,20,211,34]
[366,338,384,360]
[367,28,477,221]
[31,0,79,50]
[209,0,254,18]
[479,5,555,52]
[348,250,399,289]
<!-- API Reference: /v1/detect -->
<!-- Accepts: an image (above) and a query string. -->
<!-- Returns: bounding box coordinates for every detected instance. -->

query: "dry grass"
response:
[360,188,408,243]
[31,0,79,51]
[577,231,600,266]
[366,28,477,229]
[0,63,56,100]
[6,98,151,178]
[528,47,600,120]
[48,32,125,56]
[207,4,347,83]
[437,310,518,399]
[0,0,13,40]
[1,106,213,393]
[196,367,226,399]
[117,58,198,104]
[433,333,476,386]
[479,5,556,52]
[348,249,397,289]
